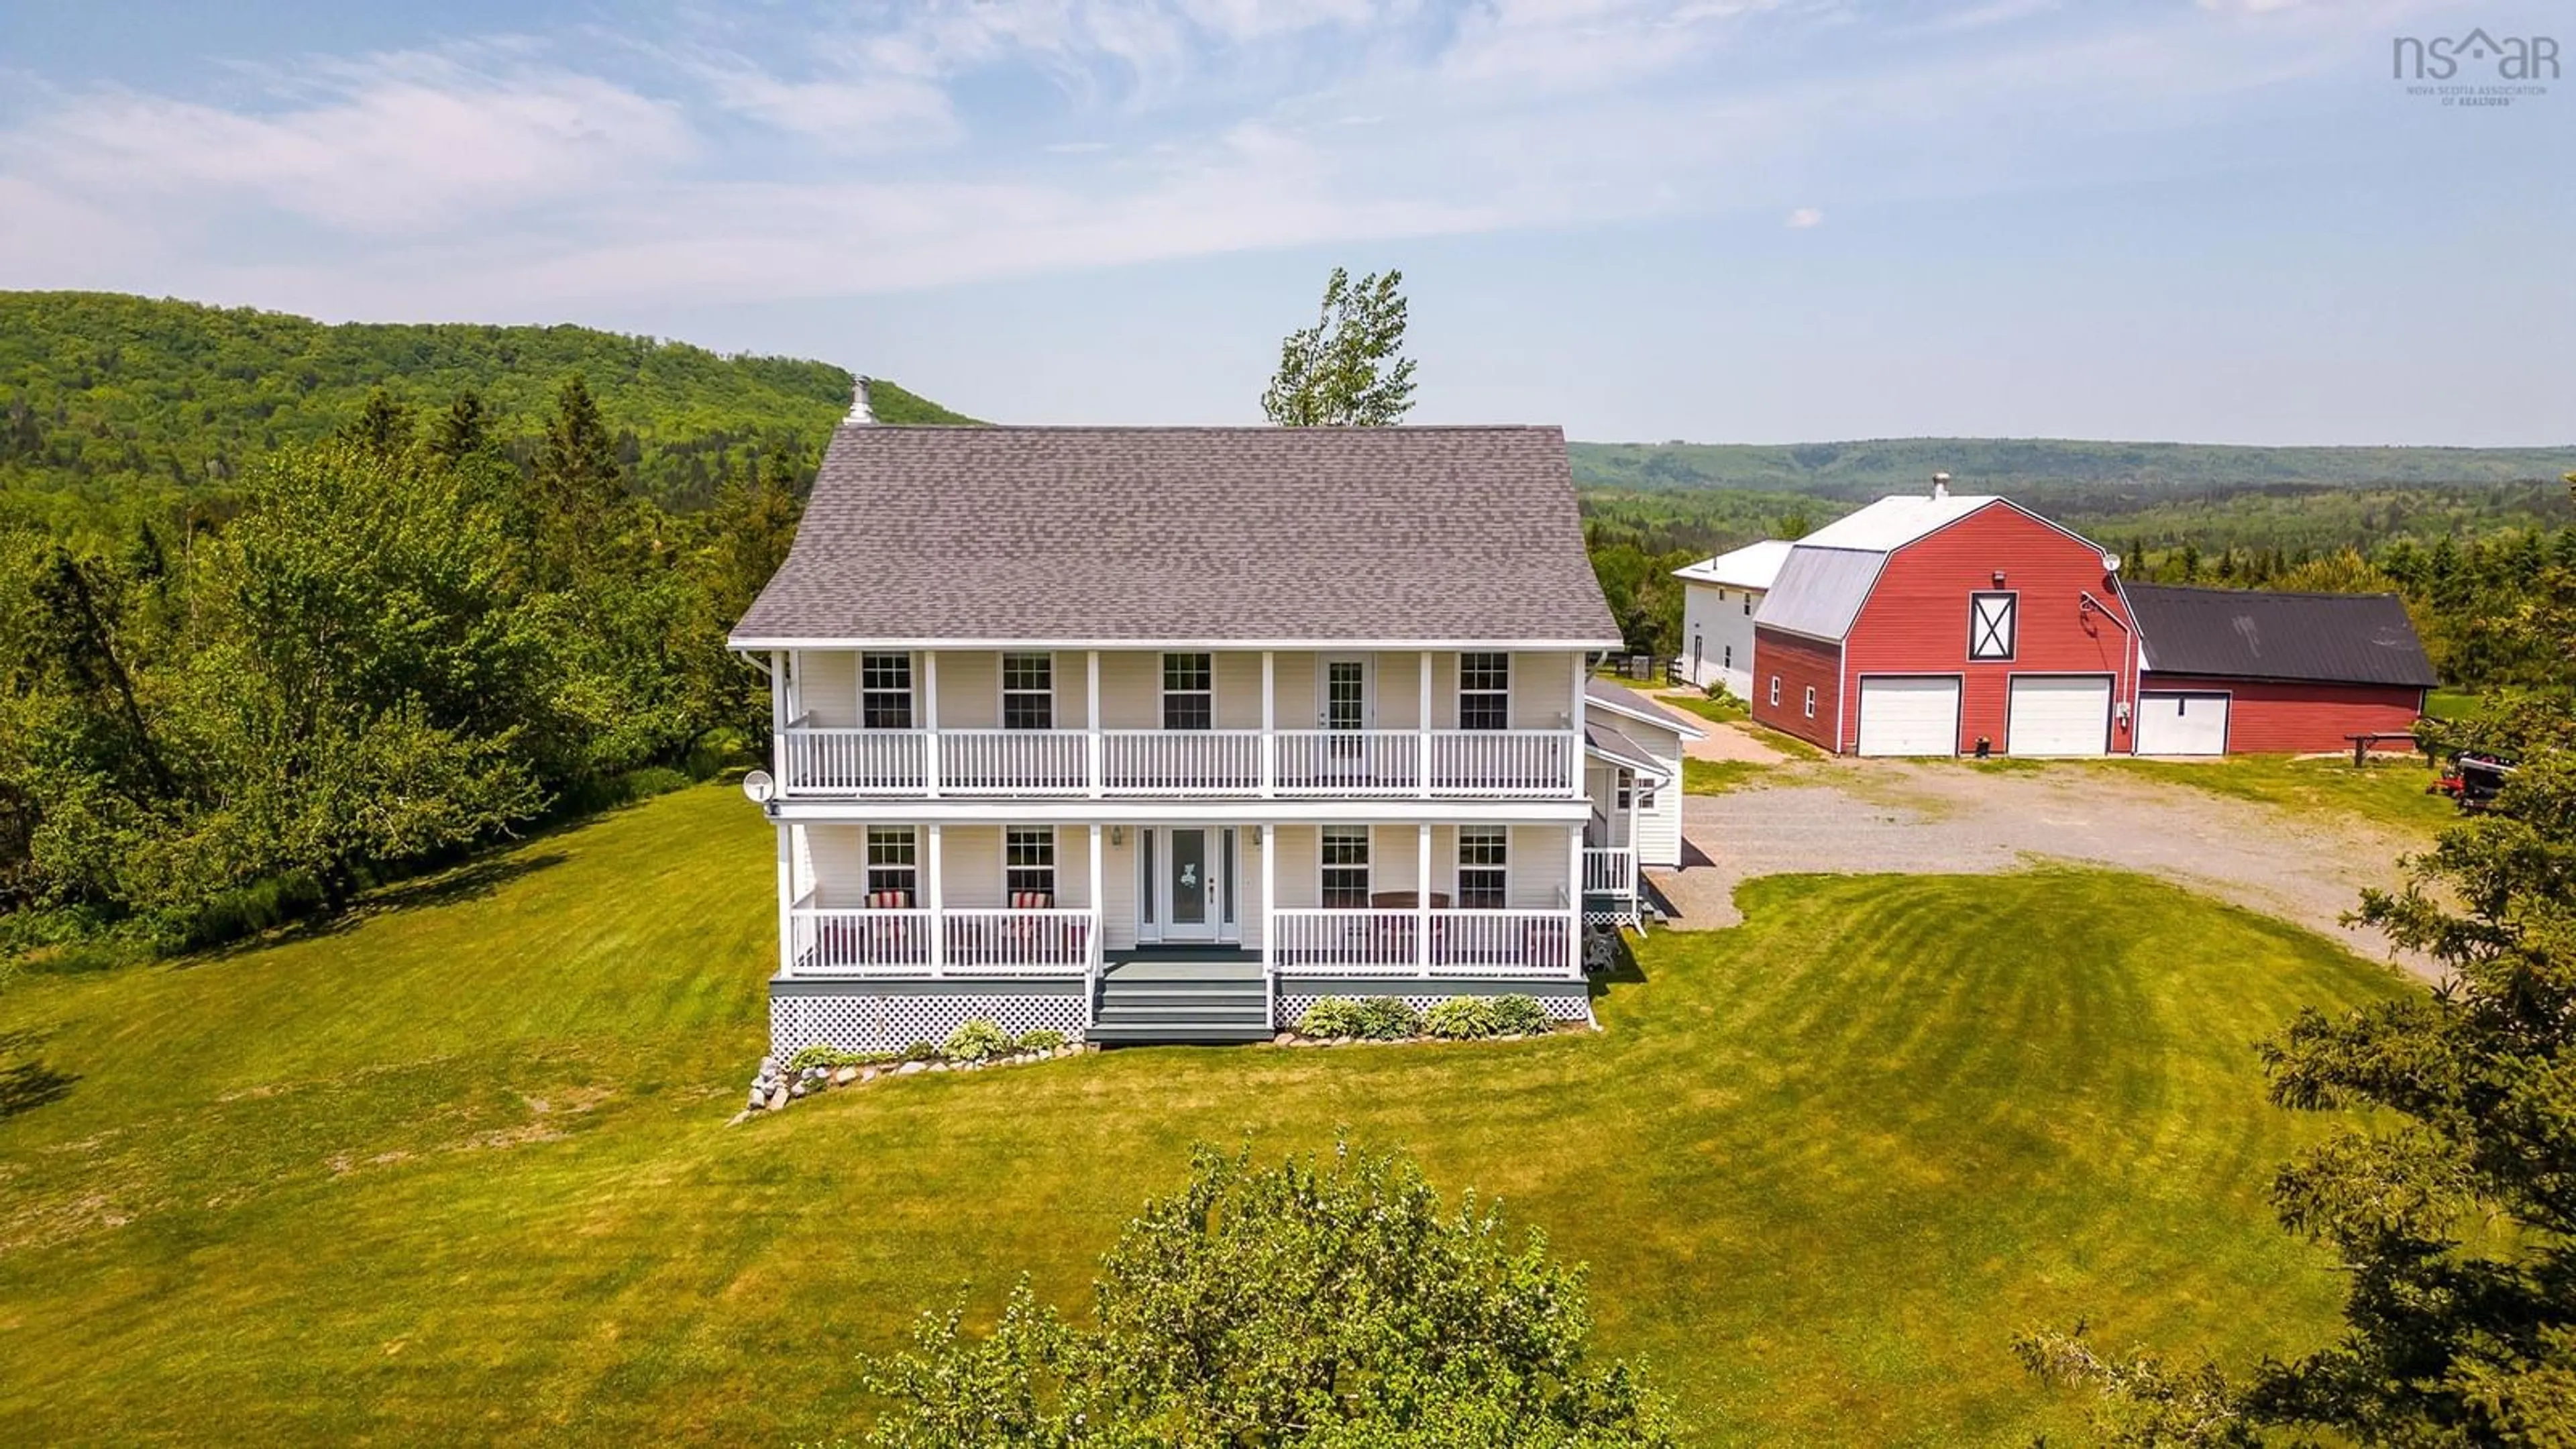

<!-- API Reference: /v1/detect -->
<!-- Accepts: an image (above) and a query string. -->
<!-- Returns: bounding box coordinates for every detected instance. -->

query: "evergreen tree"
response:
[337,386,413,458]
[430,388,489,462]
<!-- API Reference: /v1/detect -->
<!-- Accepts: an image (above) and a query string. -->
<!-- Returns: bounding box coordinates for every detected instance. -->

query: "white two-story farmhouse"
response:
[729,411,1658,1051]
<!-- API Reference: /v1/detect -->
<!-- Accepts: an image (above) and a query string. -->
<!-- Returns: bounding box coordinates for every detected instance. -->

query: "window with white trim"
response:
[1804,686,1817,719]
[1005,827,1055,904]
[1742,594,1752,616]
[1969,592,2018,661]
[1723,645,1733,669]
[1458,652,1510,731]
[1457,827,1507,910]
[865,826,917,906]
[1320,826,1371,908]
[1162,653,1213,730]
[1002,653,1054,730]
[861,652,914,729]
[1768,676,1782,707]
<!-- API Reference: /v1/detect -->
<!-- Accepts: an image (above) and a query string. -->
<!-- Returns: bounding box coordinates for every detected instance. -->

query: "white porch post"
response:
[1565,822,1584,975]
[1569,653,1587,795]
[768,649,788,785]
[927,823,945,976]
[922,650,941,798]
[1260,822,1276,978]
[1089,822,1105,972]
[1260,651,1275,798]
[774,820,794,977]
[1086,650,1104,798]
[1417,650,1434,799]
[1416,822,1432,977]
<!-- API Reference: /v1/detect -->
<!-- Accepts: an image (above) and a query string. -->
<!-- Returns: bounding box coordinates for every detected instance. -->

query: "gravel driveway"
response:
[1656,760,2437,980]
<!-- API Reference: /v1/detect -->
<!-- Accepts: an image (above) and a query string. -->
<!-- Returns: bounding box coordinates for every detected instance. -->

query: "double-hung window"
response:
[1162,653,1213,730]
[861,652,915,729]
[1456,828,1507,910]
[1969,592,2018,661]
[1005,827,1055,905]
[1804,686,1817,719]
[1002,652,1054,730]
[1458,652,1510,731]
[865,826,918,906]
[1320,826,1371,908]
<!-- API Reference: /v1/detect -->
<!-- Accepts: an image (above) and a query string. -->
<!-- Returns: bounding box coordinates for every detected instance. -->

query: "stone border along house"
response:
[1676,477,2438,758]
[729,398,1674,1051]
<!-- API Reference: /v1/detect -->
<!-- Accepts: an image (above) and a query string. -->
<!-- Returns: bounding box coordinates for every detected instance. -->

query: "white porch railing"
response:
[779,729,928,795]
[1428,731,1574,796]
[1099,729,1263,794]
[1273,730,1421,796]
[775,726,1580,798]
[1271,908,1576,977]
[1582,847,1637,898]
[938,729,1091,796]
[790,907,932,973]
[941,908,1094,973]
[787,907,1093,976]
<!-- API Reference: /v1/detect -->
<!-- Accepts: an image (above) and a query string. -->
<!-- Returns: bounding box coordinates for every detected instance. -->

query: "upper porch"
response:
[761,646,1588,801]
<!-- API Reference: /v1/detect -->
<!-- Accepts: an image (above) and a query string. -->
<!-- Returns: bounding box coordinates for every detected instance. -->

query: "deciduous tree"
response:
[1261,268,1418,427]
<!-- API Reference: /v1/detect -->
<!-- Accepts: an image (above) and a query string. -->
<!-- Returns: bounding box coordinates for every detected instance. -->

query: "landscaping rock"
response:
[1273,1032,1294,1046]
[859,1067,879,1082]
[790,1081,808,1098]
[757,1055,777,1075]
[766,1085,790,1112]
[747,1087,767,1110]
[725,1110,750,1127]
[896,1061,926,1076]
[832,1065,859,1086]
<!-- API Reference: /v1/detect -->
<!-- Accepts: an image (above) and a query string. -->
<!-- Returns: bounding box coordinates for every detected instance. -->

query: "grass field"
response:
[1682,757,1772,794]
[0,786,2410,1444]
[2098,753,2458,838]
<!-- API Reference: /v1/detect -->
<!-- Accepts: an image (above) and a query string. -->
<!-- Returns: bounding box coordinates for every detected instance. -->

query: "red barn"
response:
[1740,488,2433,757]
[2122,584,2433,754]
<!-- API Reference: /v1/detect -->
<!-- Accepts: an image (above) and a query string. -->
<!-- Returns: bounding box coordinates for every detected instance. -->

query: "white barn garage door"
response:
[2006,676,2112,757]
[2135,692,2229,755]
[1856,677,1961,757]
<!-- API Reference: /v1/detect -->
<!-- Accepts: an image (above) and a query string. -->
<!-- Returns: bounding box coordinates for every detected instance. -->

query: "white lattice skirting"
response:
[1274,991,1591,1030]
[771,991,1089,1056]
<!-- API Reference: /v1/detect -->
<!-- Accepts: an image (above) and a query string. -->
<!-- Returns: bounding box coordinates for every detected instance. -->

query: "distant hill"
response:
[1569,437,2573,497]
[0,292,983,535]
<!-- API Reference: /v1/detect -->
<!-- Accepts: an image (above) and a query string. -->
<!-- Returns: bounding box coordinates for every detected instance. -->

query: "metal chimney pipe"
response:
[1931,471,1951,500]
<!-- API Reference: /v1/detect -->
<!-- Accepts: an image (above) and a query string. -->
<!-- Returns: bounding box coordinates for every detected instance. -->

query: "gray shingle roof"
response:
[733,425,1621,646]
[1584,678,1707,738]
[2127,583,2437,688]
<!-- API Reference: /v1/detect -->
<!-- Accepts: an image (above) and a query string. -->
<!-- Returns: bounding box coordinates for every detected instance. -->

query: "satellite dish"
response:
[741,769,775,804]
[2102,552,2123,572]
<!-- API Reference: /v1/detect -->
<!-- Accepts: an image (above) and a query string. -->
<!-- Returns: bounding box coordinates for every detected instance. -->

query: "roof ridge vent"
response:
[1931,470,1951,500]
[847,377,875,426]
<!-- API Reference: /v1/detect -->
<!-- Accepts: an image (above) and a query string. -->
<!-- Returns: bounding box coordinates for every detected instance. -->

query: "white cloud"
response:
[0,0,2465,320]
[17,51,690,234]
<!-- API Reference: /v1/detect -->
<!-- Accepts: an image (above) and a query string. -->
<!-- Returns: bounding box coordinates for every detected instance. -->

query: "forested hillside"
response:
[1569,437,2573,494]
[0,292,867,534]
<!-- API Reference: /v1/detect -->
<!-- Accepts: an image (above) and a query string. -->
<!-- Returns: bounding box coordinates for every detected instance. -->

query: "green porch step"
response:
[1091,957,1274,1046]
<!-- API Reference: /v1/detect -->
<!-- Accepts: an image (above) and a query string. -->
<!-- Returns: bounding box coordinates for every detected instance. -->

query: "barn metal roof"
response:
[2125,584,2437,688]
[1751,547,1887,641]
[732,425,1622,647]
[1672,539,1794,592]
[1792,494,2003,552]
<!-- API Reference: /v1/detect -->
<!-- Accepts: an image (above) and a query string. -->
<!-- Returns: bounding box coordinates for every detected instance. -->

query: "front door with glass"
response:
[1140,826,1236,945]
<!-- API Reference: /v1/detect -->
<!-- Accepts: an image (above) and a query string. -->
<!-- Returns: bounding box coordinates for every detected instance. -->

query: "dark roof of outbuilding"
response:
[2125,583,2437,688]
[732,425,1621,646]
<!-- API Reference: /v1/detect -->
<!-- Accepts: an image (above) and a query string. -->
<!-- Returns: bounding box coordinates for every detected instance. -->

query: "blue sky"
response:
[1,0,2567,445]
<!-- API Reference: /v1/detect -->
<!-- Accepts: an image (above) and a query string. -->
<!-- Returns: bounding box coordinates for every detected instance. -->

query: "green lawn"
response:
[0,786,2410,1444]
[1682,757,1771,794]
[2094,753,2458,839]
[1659,691,1750,726]
[2426,689,2483,721]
